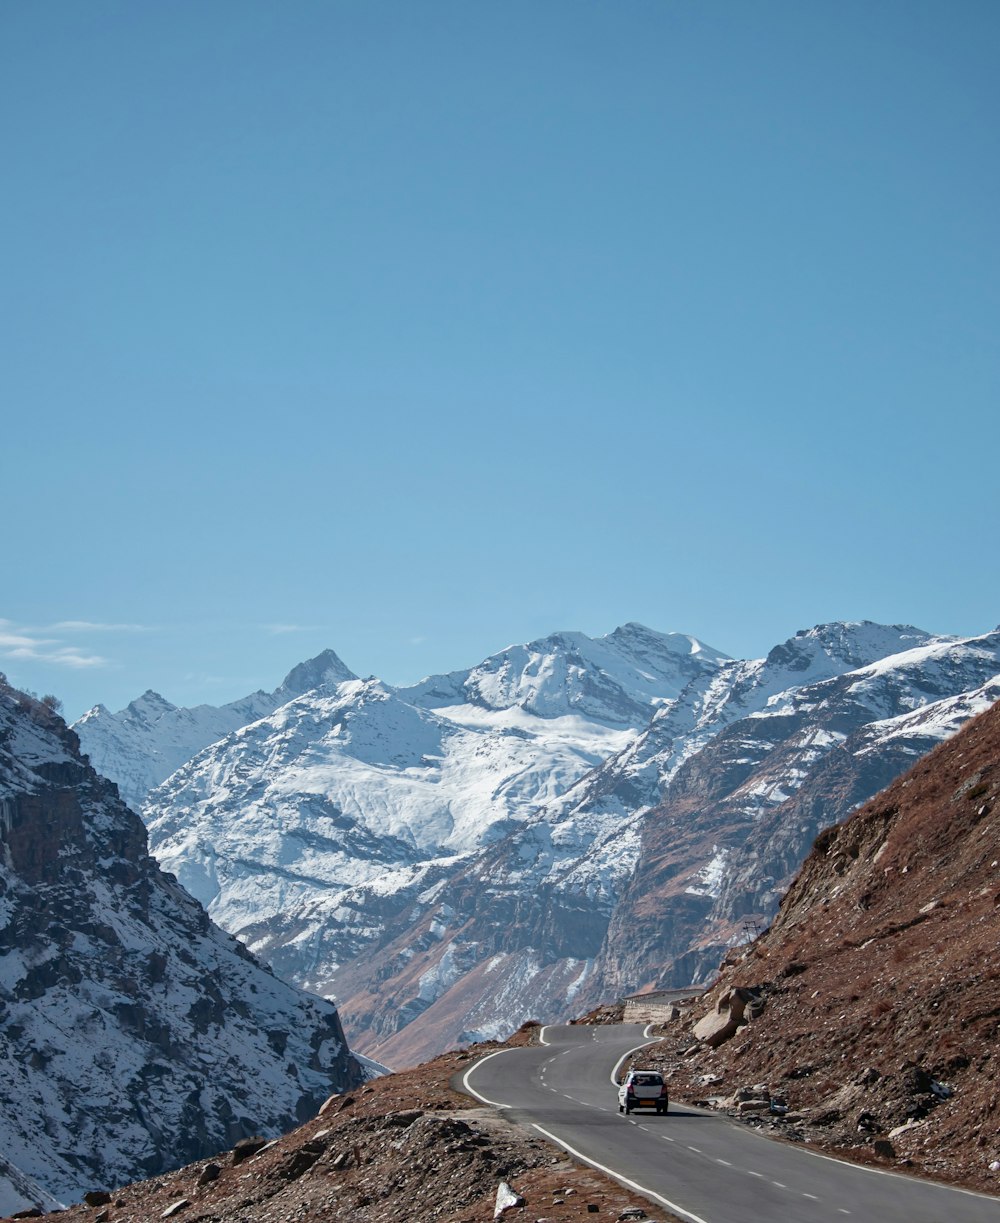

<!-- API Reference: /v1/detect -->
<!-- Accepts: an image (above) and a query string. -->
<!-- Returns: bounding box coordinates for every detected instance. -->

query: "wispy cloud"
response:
[0,619,116,669]
[47,620,152,633]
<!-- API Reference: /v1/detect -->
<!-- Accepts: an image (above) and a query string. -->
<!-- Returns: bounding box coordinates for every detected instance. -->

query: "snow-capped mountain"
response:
[402,623,729,724]
[327,628,1000,1066]
[139,627,726,994]
[0,680,363,1210]
[74,649,356,811]
[75,622,1000,1069]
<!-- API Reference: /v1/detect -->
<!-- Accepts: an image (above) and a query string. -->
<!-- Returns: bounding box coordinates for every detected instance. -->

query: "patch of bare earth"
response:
[618,700,1000,1196]
[9,1025,679,1223]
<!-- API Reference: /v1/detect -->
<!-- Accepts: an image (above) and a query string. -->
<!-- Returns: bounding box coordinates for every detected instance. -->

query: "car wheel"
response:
[618,1104,624,1113]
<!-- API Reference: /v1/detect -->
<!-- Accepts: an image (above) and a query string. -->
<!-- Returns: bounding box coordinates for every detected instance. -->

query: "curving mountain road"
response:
[459,1023,1000,1223]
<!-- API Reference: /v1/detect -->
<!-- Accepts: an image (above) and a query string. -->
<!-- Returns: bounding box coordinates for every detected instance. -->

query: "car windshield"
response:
[634,1075,661,1085]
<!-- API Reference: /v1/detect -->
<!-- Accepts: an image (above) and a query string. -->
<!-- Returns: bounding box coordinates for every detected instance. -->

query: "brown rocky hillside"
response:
[2,1026,679,1223]
[632,697,1000,1193]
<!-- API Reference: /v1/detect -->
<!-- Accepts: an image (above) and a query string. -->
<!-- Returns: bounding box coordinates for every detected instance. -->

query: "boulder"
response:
[494,1181,526,1217]
[692,987,759,1048]
[231,1137,268,1166]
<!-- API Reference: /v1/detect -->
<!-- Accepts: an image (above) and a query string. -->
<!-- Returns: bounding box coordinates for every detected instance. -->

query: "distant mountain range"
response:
[0,680,364,1213]
[74,620,1000,1067]
[75,648,356,812]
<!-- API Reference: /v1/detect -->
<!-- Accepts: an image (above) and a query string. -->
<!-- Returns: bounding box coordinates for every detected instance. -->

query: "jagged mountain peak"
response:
[403,623,727,726]
[604,621,729,661]
[278,647,357,697]
[773,620,938,670]
[124,689,179,719]
[73,649,360,811]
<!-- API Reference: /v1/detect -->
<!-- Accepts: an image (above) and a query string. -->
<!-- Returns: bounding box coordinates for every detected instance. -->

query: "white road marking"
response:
[715,1159,732,1167]
[772,1182,787,1189]
[460,1049,513,1109]
[802,1193,819,1200]
[530,1123,711,1223]
[609,1035,666,1087]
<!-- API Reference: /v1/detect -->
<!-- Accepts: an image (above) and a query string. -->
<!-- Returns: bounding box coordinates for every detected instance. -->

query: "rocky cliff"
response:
[650,695,1000,1192]
[0,680,364,1213]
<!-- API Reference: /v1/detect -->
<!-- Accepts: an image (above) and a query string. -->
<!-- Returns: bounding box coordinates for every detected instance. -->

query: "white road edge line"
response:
[609,1034,665,1087]
[460,1049,514,1109]
[733,1107,1000,1201]
[530,1123,711,1223]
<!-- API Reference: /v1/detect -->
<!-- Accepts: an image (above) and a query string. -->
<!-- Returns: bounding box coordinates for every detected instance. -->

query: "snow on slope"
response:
[74,649,356,811]
[81,621,1000,1067]
[0,681,364,1206]
[331,628,1000,1064]
[402,622,729,724]
[542,621,945,826]
[144,681,643,974]
[141,626,726,988]
[0,1155,65,1217]
[536,628,1000,905]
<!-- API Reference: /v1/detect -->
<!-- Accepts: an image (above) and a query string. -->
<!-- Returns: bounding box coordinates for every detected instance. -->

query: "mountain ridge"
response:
[72,621,1000,1067]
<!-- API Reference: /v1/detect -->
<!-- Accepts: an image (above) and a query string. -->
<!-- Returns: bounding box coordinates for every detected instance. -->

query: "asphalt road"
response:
[460,1023,1000,1223]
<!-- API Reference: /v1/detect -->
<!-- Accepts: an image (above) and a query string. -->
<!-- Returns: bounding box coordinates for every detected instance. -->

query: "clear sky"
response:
[3,0,998,721]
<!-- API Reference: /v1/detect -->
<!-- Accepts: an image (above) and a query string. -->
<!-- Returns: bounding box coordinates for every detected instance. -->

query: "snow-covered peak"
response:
[277,648,357,697]
[767,621,939,675]
[74,648,360,810]
[78,689,180,731]
[604,621,729,663]
[74,700,109,725]
[403,623,727,726]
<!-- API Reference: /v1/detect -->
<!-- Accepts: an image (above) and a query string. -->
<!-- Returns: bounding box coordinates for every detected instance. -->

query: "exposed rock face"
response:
[658,697,1000,1191]
[0,681,364,1209]
[585,642,1000,1004]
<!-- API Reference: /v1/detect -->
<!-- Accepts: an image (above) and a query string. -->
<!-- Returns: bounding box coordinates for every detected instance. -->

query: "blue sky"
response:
[3,0,998,720]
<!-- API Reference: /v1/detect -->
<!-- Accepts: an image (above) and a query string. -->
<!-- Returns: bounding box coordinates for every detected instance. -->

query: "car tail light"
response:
[659,1085,668,1097]
[626,1084,635,1095]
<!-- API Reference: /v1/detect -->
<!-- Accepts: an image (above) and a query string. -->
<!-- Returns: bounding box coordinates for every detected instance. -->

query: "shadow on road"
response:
[622,1107,709,1121]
